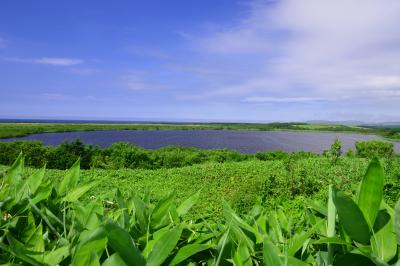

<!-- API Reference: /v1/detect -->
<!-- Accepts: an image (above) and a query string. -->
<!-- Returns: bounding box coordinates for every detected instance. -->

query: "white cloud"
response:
[364,76,400,89]
[243,96,329,103]
[4,57,83,66]
[192,0,400,105]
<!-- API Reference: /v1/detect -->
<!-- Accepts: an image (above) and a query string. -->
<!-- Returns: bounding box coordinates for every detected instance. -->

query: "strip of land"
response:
[1,121,397,139]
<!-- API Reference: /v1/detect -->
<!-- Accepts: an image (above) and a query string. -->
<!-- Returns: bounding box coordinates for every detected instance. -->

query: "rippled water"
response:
[2,130,399,153]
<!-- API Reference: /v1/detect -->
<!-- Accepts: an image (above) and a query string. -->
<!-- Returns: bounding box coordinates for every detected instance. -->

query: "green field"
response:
[2,155,400,265]
[0,121,373,139]
[22,157,400,218]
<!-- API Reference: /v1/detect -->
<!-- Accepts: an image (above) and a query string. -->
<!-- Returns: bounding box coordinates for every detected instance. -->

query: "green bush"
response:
[355,140,394,158]
[0,141,47,167]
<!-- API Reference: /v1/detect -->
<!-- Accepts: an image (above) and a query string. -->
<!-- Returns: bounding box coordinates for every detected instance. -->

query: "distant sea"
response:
[0,119,207,125]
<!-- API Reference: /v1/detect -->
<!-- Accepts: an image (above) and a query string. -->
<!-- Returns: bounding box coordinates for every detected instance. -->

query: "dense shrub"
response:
[0,141,47,167]
[355,140,394,158]
[255,150,288,160]
[0,139,396,170]
[46,139,96,169]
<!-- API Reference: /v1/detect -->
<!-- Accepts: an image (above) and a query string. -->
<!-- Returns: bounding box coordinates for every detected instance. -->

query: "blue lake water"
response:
[2,130,399,154]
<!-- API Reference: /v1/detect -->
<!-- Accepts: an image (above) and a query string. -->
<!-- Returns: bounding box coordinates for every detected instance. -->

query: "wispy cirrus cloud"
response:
[187,0,400,107]
[243,96,330,103]
[3,57,83,66]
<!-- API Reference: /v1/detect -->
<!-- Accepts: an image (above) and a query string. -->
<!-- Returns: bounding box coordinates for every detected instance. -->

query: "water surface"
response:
[2,130,399,153]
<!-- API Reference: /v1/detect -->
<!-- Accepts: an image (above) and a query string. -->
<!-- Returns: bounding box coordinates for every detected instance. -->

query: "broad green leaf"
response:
[374,210,390,233]
[147,226,183,266]
[233,241,252,266]
[327,185,336,266]
[223,203,257,241]
[30,179,53,204]
[62,182,98,202]
[269,211,284,243]
[86,252,101,266]
[102,253,128,266]
[43,245,70,266]
[229,224,255,253]
[72,234,107,266]
[103,222,145,266]
[169,244,212,265]
[5,234,43,266]
[288,220,323,256]
[358,158,384,228]
[263,238,283,266]
[29,199,61,238]
[5,153,24,185]
[142,227,170,259]
[75,202,103,230]
[177,191,200,217]
[132,195,149,233]
[115,189,129,230]
[371,215,397,262]
[25,223,44,253]
[332,188,371,244]
[276,208,290,233]
[27,166,45,195]
[151,192,174,228]
[58,159,80,195]
[395,198,400,245]
[216,229,234,266]
[286,256,310,266]
[307,200,327,216]
[21,212,36,243]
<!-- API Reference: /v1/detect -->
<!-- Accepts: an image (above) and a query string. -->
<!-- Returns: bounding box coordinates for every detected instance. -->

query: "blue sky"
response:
[1,0,400,122]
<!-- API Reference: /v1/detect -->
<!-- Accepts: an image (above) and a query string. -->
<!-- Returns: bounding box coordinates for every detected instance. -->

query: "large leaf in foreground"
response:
[395,198,400,245]
[169,243,212,265]
[58,159,80,195]
[147,226,183,266]
[358,158,384,228]
[332,188,370,244]
[177,191,200,217]
[4,152,24,184]
[103,222,145,266]
[263,238,283,266]
[371,217,397,262]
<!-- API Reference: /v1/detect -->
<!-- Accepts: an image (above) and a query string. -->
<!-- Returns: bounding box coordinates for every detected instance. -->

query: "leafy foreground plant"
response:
[1,155,400,265]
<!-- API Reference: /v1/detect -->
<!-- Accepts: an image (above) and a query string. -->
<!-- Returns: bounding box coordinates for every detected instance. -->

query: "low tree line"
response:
[0,139,396,170]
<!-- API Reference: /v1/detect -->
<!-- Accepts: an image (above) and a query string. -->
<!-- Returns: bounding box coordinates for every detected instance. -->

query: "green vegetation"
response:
[0,139,396,170]
[0,122,372,139]
[356,140,395,158]
[0,124,399,264]
[1,153,400,265]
